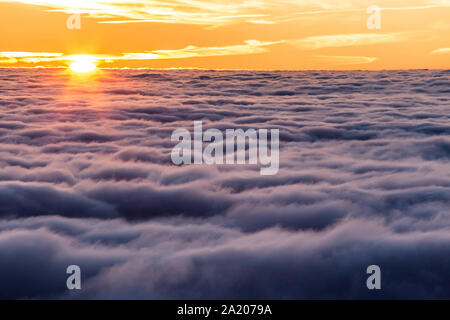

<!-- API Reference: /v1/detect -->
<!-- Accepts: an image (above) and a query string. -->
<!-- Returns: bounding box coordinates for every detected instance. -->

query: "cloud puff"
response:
[0,68,449,299]
[1,216,450,299]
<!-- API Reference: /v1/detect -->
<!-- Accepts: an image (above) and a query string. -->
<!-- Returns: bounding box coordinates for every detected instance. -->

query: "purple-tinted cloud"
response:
[0,68,449,299]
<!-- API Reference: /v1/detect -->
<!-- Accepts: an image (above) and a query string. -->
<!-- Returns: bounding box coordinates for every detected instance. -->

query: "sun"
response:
[69,55,97,73]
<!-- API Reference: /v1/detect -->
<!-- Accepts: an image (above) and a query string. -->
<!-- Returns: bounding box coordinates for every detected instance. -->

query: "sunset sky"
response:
[0,0,449,69]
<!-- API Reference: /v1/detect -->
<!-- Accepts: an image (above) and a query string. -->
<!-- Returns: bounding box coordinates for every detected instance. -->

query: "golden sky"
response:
[0,0,449,69]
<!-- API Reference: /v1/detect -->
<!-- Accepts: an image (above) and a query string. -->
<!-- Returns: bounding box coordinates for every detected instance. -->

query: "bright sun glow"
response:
[69,55,97,73]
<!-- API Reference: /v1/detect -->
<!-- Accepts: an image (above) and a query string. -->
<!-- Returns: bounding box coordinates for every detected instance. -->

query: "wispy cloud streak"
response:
[0,40,281,66]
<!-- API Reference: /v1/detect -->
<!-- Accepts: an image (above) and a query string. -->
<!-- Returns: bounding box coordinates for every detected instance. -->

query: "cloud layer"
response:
[4,0,450,25]
[0,68,449,299]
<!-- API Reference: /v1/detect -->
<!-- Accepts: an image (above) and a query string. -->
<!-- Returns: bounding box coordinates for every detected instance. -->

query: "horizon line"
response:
[0,66,448,72]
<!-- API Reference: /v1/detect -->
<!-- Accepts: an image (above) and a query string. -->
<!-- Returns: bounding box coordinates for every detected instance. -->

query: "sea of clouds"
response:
[0,68,449,299]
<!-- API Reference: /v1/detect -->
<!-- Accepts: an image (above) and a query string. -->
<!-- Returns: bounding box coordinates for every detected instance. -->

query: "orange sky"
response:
[0,0,449,70]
